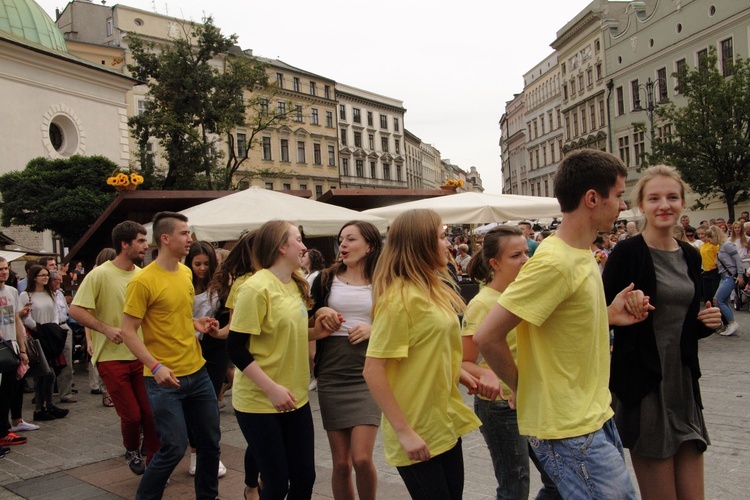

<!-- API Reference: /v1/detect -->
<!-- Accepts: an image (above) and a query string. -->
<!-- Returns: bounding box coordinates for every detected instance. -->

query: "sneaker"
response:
[218,460,227,478]
[33,410,55,422]
[60,397,78,403]
[0,446,9,459]
[189,451,196,476]
[308,378,318,391]
[721,322,739,336]
[10,420,39,432]
[0,433,28,446]
[125,449,146,476]
[47,406,69,419]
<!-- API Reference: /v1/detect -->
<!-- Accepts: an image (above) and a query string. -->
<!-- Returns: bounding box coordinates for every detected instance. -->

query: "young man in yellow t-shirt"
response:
[475,149,652,499]
[70,221,158,476]
[121,212,221,500]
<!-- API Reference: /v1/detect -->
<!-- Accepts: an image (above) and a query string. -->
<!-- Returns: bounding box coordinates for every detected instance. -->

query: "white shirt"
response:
[326,276,373,337]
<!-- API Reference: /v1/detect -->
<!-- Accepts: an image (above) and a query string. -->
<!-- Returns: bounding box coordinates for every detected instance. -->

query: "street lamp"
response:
[633,77,667,146]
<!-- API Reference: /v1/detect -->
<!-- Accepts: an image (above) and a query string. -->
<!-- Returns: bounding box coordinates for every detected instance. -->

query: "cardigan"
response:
[602,235,713,407]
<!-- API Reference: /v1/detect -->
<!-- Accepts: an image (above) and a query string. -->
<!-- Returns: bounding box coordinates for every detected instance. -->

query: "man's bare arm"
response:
[473,304,522,393]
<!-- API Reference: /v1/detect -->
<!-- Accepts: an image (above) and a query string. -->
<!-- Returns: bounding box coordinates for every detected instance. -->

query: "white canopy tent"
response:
[144,186,389,241]
[362,192,562,225]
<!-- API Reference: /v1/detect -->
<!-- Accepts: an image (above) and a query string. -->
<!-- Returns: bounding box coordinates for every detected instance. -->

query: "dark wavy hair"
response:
[186,241,217,294]
[320,221,382,288]
[209,230,256,301]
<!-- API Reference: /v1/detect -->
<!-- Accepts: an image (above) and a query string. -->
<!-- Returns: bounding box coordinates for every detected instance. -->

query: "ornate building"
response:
[523,53,563,198]
[0,0,134,252]
[552,0,627,155]
[336,83,407,189]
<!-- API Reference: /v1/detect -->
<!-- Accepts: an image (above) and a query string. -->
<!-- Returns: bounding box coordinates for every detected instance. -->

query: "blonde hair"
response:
[372,209,465,316]
[631,164,690,212]
[706,225,727,245]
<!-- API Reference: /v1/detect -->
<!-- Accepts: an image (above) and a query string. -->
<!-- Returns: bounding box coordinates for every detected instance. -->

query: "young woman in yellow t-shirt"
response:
[459,226,560,499]
[364,209,480,499]
[227,221,317,500]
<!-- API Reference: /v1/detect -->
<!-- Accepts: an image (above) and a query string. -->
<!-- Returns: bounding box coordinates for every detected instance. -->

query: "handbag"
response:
[0,339,20,373]
[25,337,51,377]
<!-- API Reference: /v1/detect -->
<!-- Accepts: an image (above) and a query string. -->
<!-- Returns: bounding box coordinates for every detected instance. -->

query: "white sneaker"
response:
[9,420,39,432]
[721,322,739,336]
[188,452,196,476]
[308,378,318,391]
[218,460,227,478]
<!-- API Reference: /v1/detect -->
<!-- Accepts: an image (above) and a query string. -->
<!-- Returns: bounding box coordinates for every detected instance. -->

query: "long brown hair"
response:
[26,265,54,298]
[253,220,311,307]
[209,230,256,301]
[372,209,464,316]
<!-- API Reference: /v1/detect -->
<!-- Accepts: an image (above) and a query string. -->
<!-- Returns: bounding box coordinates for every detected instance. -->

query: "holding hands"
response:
[609,282,655,326]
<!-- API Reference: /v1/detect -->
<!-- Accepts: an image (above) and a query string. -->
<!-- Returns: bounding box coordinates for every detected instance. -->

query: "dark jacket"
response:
[602,235,713,407]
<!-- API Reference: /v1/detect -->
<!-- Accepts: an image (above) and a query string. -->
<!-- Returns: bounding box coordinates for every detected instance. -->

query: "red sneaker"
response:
[0,433,27,446]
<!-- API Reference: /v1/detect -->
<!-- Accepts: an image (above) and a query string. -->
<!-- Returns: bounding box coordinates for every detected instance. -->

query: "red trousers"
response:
[97,359,160,462]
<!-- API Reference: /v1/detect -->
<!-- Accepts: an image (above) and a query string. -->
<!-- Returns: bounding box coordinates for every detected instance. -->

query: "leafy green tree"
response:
[651,47,750,219]
[0,156,116,243]
[128,17,295,190]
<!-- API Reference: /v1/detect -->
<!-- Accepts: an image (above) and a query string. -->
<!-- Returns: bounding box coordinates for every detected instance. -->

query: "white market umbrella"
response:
[144,186,388,241]
[363,192,562,225]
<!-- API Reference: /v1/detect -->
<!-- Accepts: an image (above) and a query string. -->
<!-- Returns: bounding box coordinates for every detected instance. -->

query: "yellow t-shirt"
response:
[461,285,517,400]
[498,236,613,440]
[367,279,481,467]
[123,262,204,377]
[71,261,141,364]
[229,269,310,414]
[225,272,252,310]
[700,242,719,271]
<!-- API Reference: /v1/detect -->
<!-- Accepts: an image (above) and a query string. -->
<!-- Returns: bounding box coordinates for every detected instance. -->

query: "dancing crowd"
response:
[0,149,729,500]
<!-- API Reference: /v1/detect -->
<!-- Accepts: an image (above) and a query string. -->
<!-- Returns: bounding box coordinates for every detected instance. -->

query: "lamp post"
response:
[634,77,667,146]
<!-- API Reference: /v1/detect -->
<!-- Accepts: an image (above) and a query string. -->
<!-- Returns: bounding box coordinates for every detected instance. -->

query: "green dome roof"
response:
[0,0,67,52]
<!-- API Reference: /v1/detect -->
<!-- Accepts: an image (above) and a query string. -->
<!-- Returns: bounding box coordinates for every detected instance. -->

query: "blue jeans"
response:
[475,397,560,500]
[715,275,736,323]
[137,367,221,500]
[528,418,637,500]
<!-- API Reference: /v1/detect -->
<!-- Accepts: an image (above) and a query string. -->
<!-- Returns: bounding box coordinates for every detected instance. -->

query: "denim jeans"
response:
[528,418,637,500]
[396,438,464,500]
[475,397,561,500]
[715,275,736,323]
[137,367,220,500]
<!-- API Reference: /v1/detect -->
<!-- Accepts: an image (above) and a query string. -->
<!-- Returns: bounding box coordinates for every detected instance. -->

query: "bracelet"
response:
[152,364,163,375]
[20,351,26,354]
[150,362,161,374]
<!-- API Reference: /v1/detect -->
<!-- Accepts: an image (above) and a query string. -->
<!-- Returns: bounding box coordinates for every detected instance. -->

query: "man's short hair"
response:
[0,257,7,266]
[553,149,627,213]
[112,221,147,254]
[39,257,55,266]
[152,211,188,247]
[518,221,532,229]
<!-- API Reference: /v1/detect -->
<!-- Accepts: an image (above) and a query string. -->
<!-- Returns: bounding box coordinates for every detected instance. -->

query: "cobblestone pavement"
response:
[1,314,748,499]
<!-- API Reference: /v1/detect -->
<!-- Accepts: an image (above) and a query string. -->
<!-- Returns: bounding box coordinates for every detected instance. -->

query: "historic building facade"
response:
[241,57,340,196]
[552,0,627,156]
[606,0,750,197]
[522,52,563,198]
[0,0,134,252]
[336,83,407,190]
[500,93,526,195]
